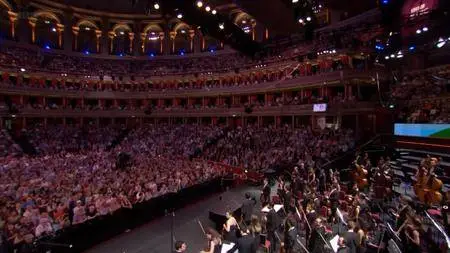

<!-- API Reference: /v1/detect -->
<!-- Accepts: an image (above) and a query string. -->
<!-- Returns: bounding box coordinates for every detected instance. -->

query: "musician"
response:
[173,240,187,253]
[337,237,349,253]
[242,193,256,226]
[343,221,358,253]
[262,178,271,207]
[265,202,279,253]
[207,236,223,253]
[283,215,299,253]
[308,218,326,253]
[249,215,262,247]
[226,228,257,253]
[223,211,239,243]
[283,184,293,213]
[404,218,422,253]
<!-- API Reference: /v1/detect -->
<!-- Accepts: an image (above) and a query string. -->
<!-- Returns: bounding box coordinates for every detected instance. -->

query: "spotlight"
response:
[85,27,91,31]
[242,20,246,24]
[416,29,421,34]
[177,13,183,19]
[385,56,389,59]
[120,31,125,35]
[44,20,50,24]
[180,29,186,34]
[51,28,57,32]
[219,23,224,30]
[45,45,50,49]
[180,51,185,56]
[20,68,26,72]
[436,38,446,48]
[390,54,395,58]
[332,49,336,53]
[84,50,90,55]
[150,53,155,57]
[196,1,203,8]
[396,54,403,58]
[409,46,415,51]
[422,27,428,32]
[292,0,299,2]
[212,9,217,15]
[210,49,214,53]
[382,0,389,4]
[298,18,304,23]
[205,6,211,12]
[306,16,312,22]
[153,3,160,10]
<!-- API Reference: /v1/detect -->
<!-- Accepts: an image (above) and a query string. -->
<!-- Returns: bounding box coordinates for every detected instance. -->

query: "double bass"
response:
[414,165,443,206]
[352,158,368,190]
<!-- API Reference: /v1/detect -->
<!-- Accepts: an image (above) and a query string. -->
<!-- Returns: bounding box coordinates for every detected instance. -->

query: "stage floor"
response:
[84,186,263,253]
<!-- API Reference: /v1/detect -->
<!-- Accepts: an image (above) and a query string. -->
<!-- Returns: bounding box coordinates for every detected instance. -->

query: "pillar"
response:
[140,32,146,53]
[28,17,37,43]
[129,32,135,54]
[63,11,73,52]
[108,31,115,54]
[72,26,79,51]
[56,24,64,48]
[101,17,110,56]
[95,30,102,53]
[159,32,165,54]
[189,29,195,53]
[169,31,176,54]
[8,11,17,39]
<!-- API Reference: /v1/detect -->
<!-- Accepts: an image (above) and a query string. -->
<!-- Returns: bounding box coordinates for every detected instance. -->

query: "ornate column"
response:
[169,31,176,54]
[72,26,79,51]
[56,24,64,48]
[8,11,17,39]
[108,31,115,54]
[159,32,165,54]
[28,17,37,43]
[140,32,146,53]
[188,29,195,53]
[128,32,135,53]
[95,30,102,53]
[251,21,256,41]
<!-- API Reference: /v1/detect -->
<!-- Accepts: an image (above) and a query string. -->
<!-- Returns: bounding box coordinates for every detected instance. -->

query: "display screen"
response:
[313,103,327,112]
[394,123,450,139]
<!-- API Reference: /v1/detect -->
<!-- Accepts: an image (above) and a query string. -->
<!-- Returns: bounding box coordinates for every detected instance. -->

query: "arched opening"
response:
[204,35,221,52]
[76,20,99,54]
[172,23,191,55]
[35,18,59,49]
[233,12,255,39]
[142,24,163,56]
[111,24,132,55]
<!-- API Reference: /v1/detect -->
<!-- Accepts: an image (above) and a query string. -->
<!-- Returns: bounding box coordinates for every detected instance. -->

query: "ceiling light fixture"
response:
[212,10,217,15]
[177,13,183,19]
[219,23,224,30]
[153,3,160,10]
[85,27,91,31]
[292,0,299,3]
[205,6,211,12]
[436,37,446,48]
[196,1,203,8]
[306,16,312,22]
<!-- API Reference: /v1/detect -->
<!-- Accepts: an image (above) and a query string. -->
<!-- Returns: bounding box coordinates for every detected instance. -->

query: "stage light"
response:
[292,0,299,3]
[396,54,403,58]
[51,27,57,32]
[436,38,446,48]
[212,10,217,15]
[180,51,185,56]
[409,46,415,51]
[210,49,214,53]
[332,49,336,53]
[120,31,125,35]
[85,27,91,31]
[242,20,246,24]
[119,53,123,57]
[20,68,26,72]
[180,29,186,34]
[44,20,50,24]
[153,3,160,10]
[84,50,90,55]
[177,13,183,19]
[390,54,395,58]
[45,45,50,49]
[205,6,211,12]
[416,29,421,34]
[150,53,155,57]
[306,16,312,22]
[196,1,203,8]
[298,18,304,23]
[422,27,428,32]
[385,56,389,60]
[382,0,389,4]
[219,23,224,30]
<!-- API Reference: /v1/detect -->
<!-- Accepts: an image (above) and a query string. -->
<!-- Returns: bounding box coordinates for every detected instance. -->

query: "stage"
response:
[83,186,263,253]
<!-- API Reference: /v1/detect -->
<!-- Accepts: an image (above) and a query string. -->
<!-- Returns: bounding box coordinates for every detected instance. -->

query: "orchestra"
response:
[197,152,448,253]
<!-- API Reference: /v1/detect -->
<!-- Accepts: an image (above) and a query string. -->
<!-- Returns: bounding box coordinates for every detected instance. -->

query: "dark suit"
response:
[227,234,256,253]
[343,231,358,253]
[283,191,292,212]
[242,198,256,224]
[266,209,279,253]
[284,227,298,253]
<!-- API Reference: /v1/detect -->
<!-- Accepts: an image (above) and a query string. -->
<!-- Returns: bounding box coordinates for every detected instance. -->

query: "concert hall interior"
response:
[0,0,449,253]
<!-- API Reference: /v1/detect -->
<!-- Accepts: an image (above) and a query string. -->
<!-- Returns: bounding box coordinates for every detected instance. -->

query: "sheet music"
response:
[261,204,283,213]
[329,235,339,253]
[221,242,237,253]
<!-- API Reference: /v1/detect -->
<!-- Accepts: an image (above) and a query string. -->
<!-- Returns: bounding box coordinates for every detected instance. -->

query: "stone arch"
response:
[111,23,132,33]
[172,22,190,33]
[143,23,163,34]
[76,19,99,30]
[33,11,61,24]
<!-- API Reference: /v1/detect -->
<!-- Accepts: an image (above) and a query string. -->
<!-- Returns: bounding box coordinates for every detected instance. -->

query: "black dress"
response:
[225,224,239,243]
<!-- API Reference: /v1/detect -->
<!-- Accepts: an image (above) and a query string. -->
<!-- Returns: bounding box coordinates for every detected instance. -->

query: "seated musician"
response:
[223,211,239,243]
[404,217,422,253]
